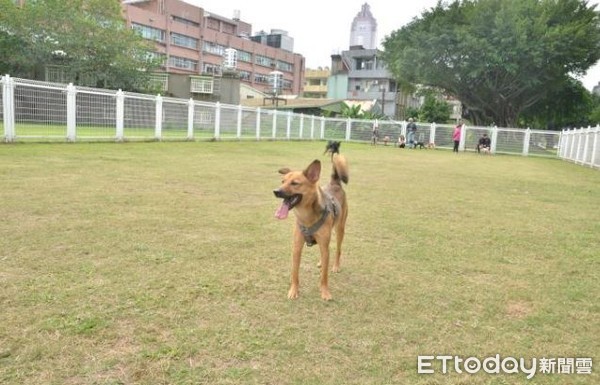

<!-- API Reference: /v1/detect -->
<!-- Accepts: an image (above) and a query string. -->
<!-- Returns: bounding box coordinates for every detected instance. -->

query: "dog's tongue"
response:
[275,202,289,219]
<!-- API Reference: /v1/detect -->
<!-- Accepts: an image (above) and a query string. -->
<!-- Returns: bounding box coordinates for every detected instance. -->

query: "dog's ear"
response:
[303,160,321,183]
[278,167,291,175]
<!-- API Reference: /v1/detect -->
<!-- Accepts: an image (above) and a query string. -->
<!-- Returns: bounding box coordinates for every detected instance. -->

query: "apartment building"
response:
[303,68,330,98]
[121,0,305,99]
[325,3,424,119]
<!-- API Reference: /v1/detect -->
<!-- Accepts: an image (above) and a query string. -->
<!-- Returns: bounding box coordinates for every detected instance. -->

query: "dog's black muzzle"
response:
[273,189,287,198]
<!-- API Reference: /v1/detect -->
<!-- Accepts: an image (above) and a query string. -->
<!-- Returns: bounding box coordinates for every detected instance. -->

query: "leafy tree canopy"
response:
[0,0,160,91]
[382,0,600,127]
[338,102,386,120]
[416,89,452,123]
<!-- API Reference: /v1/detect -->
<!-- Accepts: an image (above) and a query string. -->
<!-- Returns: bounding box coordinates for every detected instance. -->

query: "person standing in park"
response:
[371,121,380,145]
[452,120,462,153]
[406,118,417,148]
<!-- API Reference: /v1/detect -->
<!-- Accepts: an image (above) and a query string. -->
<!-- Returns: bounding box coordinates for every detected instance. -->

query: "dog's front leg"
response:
[288,228,304,299]
[318,241,332,301]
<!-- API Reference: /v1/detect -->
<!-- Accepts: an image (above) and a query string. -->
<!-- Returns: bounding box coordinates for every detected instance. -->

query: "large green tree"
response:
[382,0,600,127]
[418,91,452,123]
[0,0,160,91]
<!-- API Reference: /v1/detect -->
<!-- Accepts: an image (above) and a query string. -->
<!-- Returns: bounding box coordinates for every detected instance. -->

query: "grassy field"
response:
[0,141,598,385]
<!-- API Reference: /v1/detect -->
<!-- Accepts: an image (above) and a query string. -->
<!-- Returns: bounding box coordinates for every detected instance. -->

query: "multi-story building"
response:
[121,0,305,100]
[250,29,294,52]
[328,48,421,119]
[303,68,330,98]
[328,3,422,119]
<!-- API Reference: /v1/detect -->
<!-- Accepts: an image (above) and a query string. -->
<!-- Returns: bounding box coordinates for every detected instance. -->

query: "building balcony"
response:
[304,85,328,93]
[348,90,398,101]
[348,68,390,79]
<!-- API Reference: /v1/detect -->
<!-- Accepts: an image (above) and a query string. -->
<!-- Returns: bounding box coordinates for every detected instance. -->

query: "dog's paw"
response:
[320,287,332,301]
[332,264,340,273]
[287,286,299,300]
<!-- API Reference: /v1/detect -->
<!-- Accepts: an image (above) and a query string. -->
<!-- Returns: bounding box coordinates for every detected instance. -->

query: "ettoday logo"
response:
[417,355,593,379]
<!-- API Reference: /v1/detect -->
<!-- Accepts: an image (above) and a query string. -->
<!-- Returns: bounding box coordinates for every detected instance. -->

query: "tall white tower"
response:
[349,3,377,49]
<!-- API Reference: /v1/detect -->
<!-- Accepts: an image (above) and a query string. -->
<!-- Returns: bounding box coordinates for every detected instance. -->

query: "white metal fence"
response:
[2,74,596,166]
[558,126,600,168]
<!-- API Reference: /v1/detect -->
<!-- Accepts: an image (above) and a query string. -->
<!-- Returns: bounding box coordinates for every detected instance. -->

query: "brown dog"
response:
[273,154,349,300]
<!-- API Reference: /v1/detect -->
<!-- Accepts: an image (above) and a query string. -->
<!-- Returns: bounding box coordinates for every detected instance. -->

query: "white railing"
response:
[558,126,600,168]
[0,74,578,161]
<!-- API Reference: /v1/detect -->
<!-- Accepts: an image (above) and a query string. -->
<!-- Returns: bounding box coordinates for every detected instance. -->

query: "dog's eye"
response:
[290,181,300,186]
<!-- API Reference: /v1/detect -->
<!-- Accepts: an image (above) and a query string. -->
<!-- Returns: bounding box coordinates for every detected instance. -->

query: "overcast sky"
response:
[183,0,600,91]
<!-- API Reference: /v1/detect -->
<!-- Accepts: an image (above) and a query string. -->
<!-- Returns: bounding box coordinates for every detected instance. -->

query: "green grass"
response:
[0,142,598,385]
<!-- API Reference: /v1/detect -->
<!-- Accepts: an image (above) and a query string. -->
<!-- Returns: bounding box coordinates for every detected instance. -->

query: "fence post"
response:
[187,98,194,140]
[401,120,407,138]
[255,107,261,140]
[575,127,584,164]
[115,89,124,141]
[522,128,531,156]
[346,118,352,141]
[320,117,325,139]
[286,110,292,140]
[491,126,498,154]
[429,123,436,145]
[557,130,564,158]
[299,113,304,139]
[272,110,277,139]
[66,83,77,142]
[582,127,591,166]
[590,125,600,167]
[2,74,15,142]
[214,101,221,140]
[155,94,163,140]
[310,115,315,140]
[236,104,243,139]
[459,123,467,151]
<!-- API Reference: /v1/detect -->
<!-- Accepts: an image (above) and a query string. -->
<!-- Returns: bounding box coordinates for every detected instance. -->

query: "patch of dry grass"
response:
[0,142,598,384]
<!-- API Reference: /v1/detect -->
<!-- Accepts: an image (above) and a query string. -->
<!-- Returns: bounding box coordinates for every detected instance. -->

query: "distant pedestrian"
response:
[406,118,417,148]
[452,120,462,153]
[371,121,380,146]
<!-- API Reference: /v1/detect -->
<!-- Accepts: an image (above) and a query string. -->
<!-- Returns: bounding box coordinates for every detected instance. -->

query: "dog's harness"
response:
[297,194,340,247]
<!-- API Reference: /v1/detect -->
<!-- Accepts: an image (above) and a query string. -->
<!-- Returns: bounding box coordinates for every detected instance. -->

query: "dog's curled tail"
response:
[331,154,349,185]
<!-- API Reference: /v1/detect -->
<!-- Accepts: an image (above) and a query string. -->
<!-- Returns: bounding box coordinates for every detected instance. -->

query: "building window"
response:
[169,55,197,71]
[238,70,251,81]
[172,15,200,28]
[237,50,252,63]
[255,55,274,68]
[282,79,292,89]
[221,23,235,35]
[202,63,222,76]
[171,32,198,50]
[132,23,165,43]
[191,76,213,94]
[276,60,293,72]
[355,58,375,70]
[206,18,220,31]
[203,41,226,56]
[254,74,269,84]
